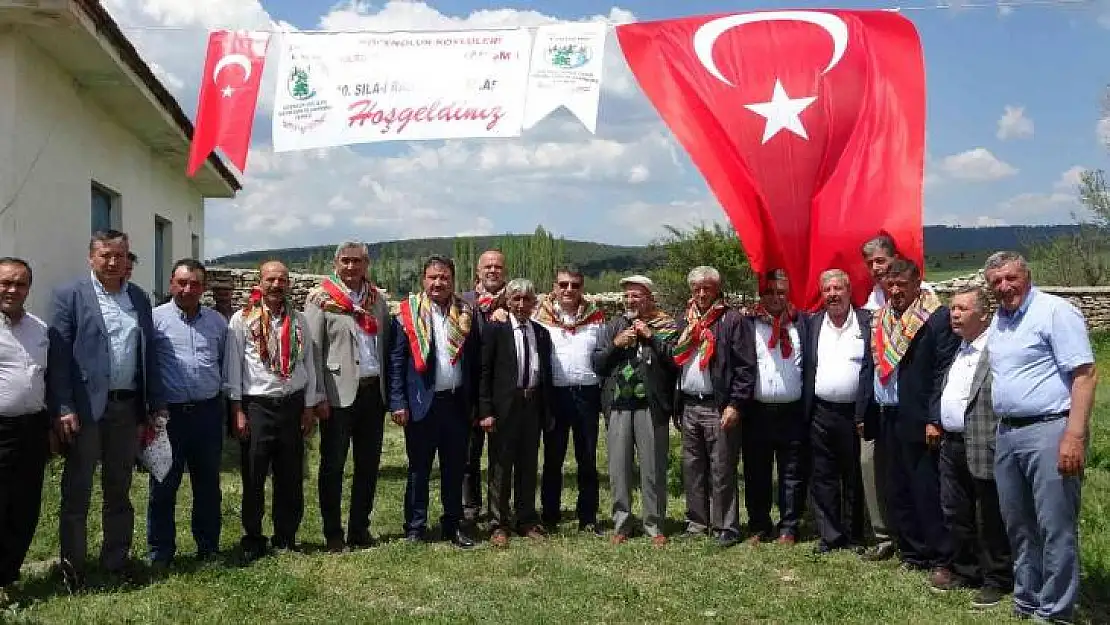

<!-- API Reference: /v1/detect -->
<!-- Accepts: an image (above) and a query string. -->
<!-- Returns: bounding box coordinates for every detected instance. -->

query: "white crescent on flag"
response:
[213,53,253,84]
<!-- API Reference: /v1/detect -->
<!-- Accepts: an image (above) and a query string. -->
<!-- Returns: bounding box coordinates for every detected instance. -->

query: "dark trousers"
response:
[487,392,542,531]
[60,397,141,573]
[147,397,224,562]
[742,400,807,537]
[810,399,865,547]
[681,401,742,536]
[0,412,49,586]
[541,385,601,526]
[240,392,305,550]
[403,392,468,535]
[884,411,950,568]
[940,433,1013,589]
[462,424,486,521]
[318,381,386,543]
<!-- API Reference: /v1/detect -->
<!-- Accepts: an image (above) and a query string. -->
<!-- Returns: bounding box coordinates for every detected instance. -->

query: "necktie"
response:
[519,324,531,388]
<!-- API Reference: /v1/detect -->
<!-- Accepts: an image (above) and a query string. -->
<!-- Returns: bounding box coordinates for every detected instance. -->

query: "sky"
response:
[100,0,1110,257]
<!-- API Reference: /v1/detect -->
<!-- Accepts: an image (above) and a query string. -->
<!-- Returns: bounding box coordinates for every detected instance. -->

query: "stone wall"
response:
[205,267,1110,331]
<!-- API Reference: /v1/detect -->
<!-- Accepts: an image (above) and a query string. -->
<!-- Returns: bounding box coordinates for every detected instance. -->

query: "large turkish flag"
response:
[187,30,271,177]
[616,10,925,310]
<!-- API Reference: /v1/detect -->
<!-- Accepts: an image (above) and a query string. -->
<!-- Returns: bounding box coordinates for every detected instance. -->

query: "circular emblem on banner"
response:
[545,43,591,69]
[278,61,332,134]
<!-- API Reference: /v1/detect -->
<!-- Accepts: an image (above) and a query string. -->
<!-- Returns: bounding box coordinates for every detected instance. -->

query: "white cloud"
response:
[608,198,726,243]
[994,192,1077,224]
[932,213,1009,227]
[996,105,1033,140]
[939,148,1018,182]
[1098,117,1110,148]
[1055,165,1088,192]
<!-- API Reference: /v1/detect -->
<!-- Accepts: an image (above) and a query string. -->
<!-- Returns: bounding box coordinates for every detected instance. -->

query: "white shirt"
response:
[350,285,380,378]
[224,308,319,407]
[540,313,600,387]
[431,303,463,392]
[814,311,866,403]
[680,351,714,394]
[0,312,48,416]
[753,320,803,403]
[939,332,987,433]
[511,315,540,389]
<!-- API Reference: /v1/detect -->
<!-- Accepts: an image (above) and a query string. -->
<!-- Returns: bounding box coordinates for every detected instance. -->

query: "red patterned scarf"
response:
[399,292,472,374]
[474,283,506,318]
[242,288,303,379]
[751,302,798,358]
[306,275,379,335]
[534,294,605,334]
[672,299,728,370]
[872,290,942,383]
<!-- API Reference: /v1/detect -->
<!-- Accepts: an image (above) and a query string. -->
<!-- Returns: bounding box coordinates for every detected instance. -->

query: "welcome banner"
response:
[271,30,533,152]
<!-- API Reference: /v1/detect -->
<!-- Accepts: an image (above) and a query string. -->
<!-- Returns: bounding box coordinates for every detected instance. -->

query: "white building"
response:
[0,0,240,315]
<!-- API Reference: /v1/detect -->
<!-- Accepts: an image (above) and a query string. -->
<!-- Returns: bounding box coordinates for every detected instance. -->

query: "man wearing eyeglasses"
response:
[534,266,607,535]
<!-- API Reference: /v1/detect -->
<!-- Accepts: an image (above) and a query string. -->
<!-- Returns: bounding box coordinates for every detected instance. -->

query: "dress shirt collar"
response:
[823,309,857,333]
[171,299,204,322]
[962,330,988,354]
[510,314,528,331]
[998,286,1037,322]
[91,270,128,296]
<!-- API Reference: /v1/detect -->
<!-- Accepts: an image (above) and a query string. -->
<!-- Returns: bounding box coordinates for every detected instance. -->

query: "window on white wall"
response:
[91,183,119,233]
[191,234,200,260]
[154,216,172,303]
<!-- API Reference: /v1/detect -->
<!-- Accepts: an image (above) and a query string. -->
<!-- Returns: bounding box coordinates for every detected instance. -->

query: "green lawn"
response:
[6,345,1110,624]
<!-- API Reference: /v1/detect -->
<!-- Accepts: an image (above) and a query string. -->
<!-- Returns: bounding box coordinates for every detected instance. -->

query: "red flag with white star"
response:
[616,10,925,310]
[187,30,271,177]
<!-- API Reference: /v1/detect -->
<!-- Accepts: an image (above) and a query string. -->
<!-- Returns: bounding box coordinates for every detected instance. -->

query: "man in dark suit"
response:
[477,278,552,546]
[804,269,870,553]
[671,267,756,548]
[389,255,479,548]
[742,268,810,545]
[48,229,166,591]
[859,257,960,572]
[305,241,392,552]
[930,286,1013,608]
[460,249,508,524]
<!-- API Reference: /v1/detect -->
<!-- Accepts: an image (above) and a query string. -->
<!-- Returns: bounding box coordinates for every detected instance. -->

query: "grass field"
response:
[5,342,1110,624]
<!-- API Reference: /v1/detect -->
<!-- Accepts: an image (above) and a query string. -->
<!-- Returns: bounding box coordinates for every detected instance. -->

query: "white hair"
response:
[984,251,1029,275]
[505,278,536,298]
[686,266,721,285]
[334,241,370,260]
[819,268,850,290]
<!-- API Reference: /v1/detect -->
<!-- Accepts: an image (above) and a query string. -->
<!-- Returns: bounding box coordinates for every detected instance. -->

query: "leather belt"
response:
[359,376,380,388]
[107,389,138,402]
[168,396,220,413]
[517,388,538,399]
[877,404,899,417]
[1000,412,1067,427]
[682,392,715,405]
[434,387,462,400]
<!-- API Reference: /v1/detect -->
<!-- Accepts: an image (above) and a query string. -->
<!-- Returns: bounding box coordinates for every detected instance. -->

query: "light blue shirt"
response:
[989,287,1094,418]
[153,301,227,403]
[873,366,899,407]
[92,272,140,391]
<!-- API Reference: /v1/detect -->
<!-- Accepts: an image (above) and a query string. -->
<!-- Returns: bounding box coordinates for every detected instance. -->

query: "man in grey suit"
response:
[931,286,1013,608]
[48,229,166,592]
[305,241,392,552]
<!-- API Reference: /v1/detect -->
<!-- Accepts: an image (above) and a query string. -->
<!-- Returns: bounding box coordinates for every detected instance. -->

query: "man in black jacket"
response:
[858,257,960,572]
[477,279,552,547]
[671,266,756,548]
[592,275,678,546]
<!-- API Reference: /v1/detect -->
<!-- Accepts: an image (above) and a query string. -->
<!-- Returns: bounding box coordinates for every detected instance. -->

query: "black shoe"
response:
[59,559,85,595]
[813,541,838,555]
[450,530,475,549]
[405,530,427,544]
[716,531,741,548]
[861,542,897,561]
[271,536,299,553]
[106,560,146,586]
[578,522,604,537]
[971,586,1006,609]
[347,535,377,550]
[325,537,347,553]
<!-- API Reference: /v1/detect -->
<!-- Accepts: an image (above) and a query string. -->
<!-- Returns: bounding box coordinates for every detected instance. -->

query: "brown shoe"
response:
[491,529,510,548]
[929,567,963,593]
[610,533,628,545]
[325,537,347,553]
[651,535,668,547]
[523,525,547,540]
[776,534,796,546]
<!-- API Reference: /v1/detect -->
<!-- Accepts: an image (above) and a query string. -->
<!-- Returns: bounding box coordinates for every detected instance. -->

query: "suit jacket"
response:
[802,308,872,422]
[671,307,756,415]
[942,343,998,480]
[857,306,961,443]
[744,311,812,412]
[387,297,480,422]
[47,276,164,423]
[478,319,553,427]
[304,285,391,408]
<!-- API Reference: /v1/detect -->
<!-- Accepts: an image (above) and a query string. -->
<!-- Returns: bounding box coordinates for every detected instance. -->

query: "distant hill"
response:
[211,225,1080,276]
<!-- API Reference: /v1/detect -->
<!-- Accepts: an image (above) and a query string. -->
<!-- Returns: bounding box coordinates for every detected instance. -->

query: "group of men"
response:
[0,229,1095,622]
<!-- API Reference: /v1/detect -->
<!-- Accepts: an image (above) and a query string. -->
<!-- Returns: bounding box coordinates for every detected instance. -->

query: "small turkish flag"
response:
[616,10,926,311]
[186,30,271,177]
